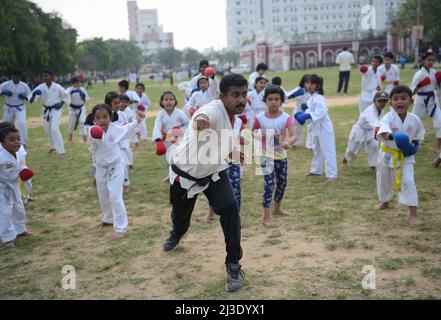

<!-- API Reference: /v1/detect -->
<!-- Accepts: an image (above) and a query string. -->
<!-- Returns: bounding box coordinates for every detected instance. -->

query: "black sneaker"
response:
[225,263,244,293]
[163,236,180,252]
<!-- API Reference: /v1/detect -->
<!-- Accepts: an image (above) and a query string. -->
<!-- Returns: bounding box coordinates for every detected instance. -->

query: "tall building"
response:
[227,0,404,49]
[127,1,174,57]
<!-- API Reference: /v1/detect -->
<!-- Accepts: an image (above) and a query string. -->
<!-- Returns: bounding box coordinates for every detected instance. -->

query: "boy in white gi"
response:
[376,85,425,229]
[295,75,338,182]
[66,77,89,143]
[248,63,268,91]
[359,56,382,113]
[0,125,32,248]
[0,70,32,147]
[378,52,400,94]
[410,51,441,152]
[135,83,151,143]
[343,91,389,169]
[30,70,69,158]
[185,76,216,117]
[119,95,136,190]
[118,80,141,148]
[87,104,144,240]
[186,60,219,99]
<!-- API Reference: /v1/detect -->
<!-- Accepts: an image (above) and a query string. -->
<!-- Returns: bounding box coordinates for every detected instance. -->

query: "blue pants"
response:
[228,164,242,210]
[262,158,288,208]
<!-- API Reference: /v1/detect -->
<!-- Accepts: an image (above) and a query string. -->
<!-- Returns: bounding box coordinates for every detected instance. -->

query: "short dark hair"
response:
[271,77,282,86]
[299,74,311,88]
[384,52,395,60]
[118,80,129,90]
[0,121,15,131]
[263,85,285,103]
[309,74,324,95]
[343,47,348,51]
[256,63,268,72]
[159,91,178,109]
[255,76,268,85]
[11,70,21,77]
[85,104,118,126]
[390,85,413,99]
[219,74,248,95]
[71,77,81,84]
[0,127,19,144]
[199,60,209,68]
[119,94,130,102]
[42,69,53,76]
[372,55,383,64]
[135,83,145,90]
[105,91,119,105]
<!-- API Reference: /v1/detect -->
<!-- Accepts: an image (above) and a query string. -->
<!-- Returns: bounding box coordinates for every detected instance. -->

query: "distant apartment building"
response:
[226,0,408,71]
[127,1,174,57]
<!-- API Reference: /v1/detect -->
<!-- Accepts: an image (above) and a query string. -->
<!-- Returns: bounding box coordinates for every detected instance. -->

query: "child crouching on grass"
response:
[87,104,145,240]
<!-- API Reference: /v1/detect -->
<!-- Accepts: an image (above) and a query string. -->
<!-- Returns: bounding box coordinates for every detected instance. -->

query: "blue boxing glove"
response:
[294,112,312,126]
[18,93,28,100]
[403,142,420,157]
[33,89,42,96]
[288,88,305,99]
[390,132,410,150]
[2,90,13,97]
[300,103,308,112]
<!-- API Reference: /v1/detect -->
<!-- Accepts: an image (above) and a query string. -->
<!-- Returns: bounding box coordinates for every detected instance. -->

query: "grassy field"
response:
[0,65,441,300]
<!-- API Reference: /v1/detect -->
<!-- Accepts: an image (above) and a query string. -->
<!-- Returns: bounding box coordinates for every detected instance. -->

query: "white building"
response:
[127,1,174,57]
[227,0,404,49]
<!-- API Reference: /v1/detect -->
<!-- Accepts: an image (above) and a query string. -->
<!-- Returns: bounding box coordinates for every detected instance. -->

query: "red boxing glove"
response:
[239,114,248,125]
[155,141,167,156]
[189,107,197,117]
[360,65,369,74]
[203,67,215,78]
[20,168,34,181]
[381,75,387,82]
[90,125,104,139]
[137,105,146,112]
[375,127,380,140]
[418,76,431,88]
[393,80,400,86]
[435,70,441,84]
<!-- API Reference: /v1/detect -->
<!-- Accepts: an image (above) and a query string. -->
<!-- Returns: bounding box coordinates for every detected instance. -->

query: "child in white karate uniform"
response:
[66,77,89,143]
[153,91,189,168]
[376,85,425,229]
[378,52,401,94]
[135,83,151,142]
[185,77,216,117]
[87,104,144,240]
[359,56,382,113]
[295,75,338,181]
[119,94,136,191]
[0,70,32,147]
[343,91,389,169]
[0,125,32,248]
[248,77,269,128]
[30,70,70,158]
[410,51,441,152]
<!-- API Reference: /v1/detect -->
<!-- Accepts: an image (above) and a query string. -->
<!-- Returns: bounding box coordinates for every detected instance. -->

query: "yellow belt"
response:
[381,143,404,192]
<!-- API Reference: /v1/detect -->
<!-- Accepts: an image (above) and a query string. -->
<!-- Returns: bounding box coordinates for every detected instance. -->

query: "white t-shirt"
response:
[336,51,355,72]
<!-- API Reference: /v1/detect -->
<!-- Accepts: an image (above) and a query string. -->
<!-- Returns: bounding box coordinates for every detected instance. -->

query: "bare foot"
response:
[59,154,66,159]
[110,232,126,241]
[342,158,348,165]
[17,231,32,237]
[128,166,135,174]
[95,222,113,229]
[274,209,290,216]
[48,149,56,154]
[263,219,279,228]
[432,157,441,168]
[410,217,422,229]
[124,186,130,193]
[305,172,321,177]
[324,178,337,184]
[376,203,390,212]
[3,241,15,249]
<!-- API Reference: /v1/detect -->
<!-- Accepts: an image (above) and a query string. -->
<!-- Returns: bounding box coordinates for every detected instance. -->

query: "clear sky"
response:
[31,0,227,51]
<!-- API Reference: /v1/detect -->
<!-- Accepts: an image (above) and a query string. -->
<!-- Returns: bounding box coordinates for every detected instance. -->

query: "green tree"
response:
[392,0,441,43]
[77,38,111,72]
[182,48,204,66]
[155,48,183,69]
[107,39,143,73]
